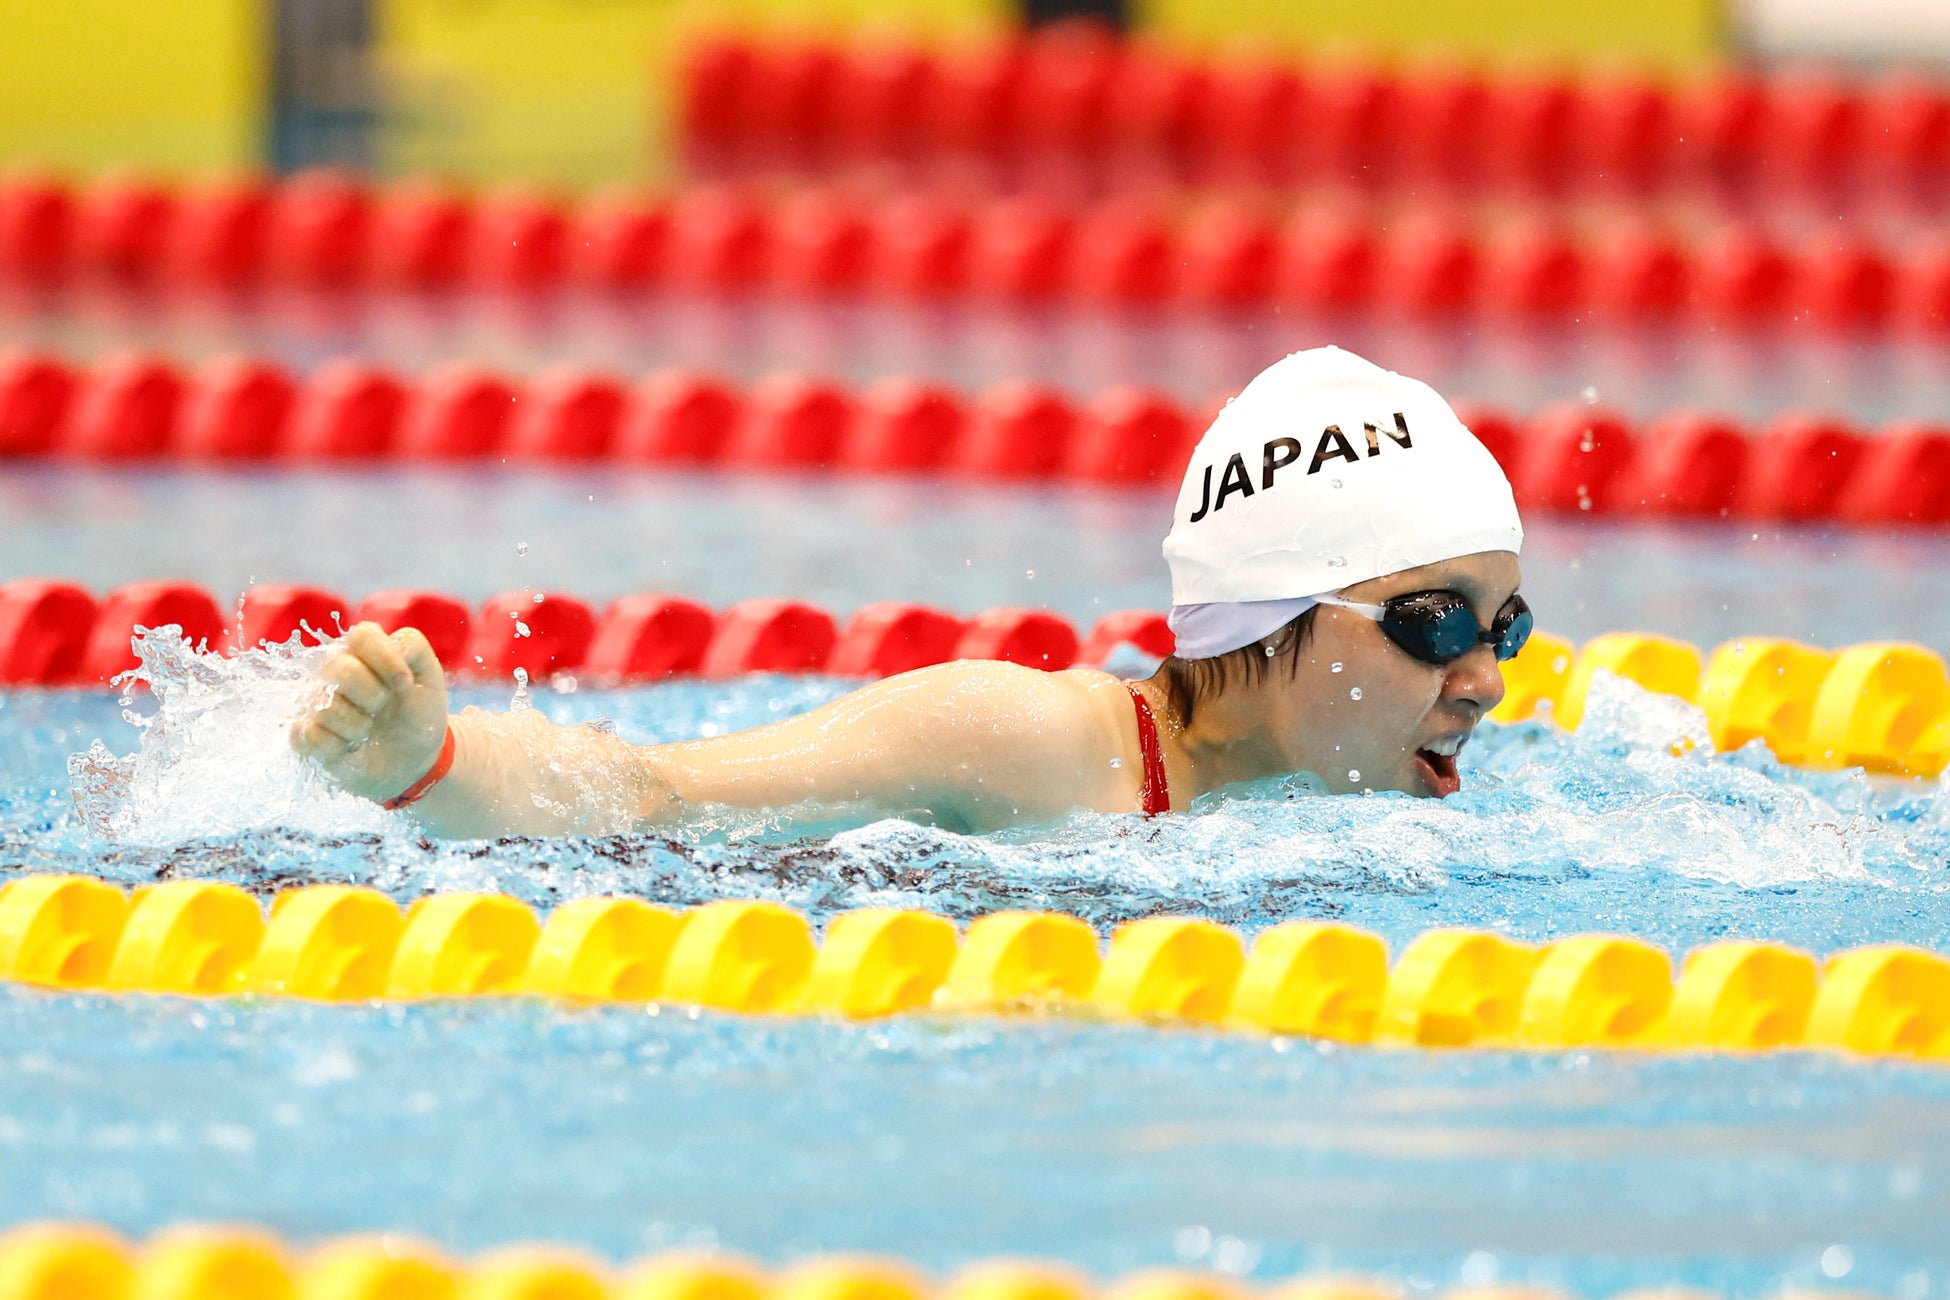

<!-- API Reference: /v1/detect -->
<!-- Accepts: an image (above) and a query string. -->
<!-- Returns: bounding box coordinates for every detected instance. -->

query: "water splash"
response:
[68,625,390,845]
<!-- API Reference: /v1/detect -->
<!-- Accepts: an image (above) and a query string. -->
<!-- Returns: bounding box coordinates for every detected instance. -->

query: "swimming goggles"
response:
[1313,590,1534,667]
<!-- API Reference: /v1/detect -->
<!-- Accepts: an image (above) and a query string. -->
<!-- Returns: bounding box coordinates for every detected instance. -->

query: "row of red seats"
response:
[0,579,1172,688]
[681,27,1950,205]
[5,171,1950,332]
[3,350,1948,525]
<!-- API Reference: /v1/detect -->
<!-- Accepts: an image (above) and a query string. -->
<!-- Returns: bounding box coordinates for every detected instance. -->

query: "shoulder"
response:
[890,660,1128,719]
[854,660,1131,758]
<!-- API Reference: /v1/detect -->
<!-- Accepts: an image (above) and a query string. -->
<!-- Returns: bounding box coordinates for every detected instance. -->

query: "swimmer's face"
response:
[1271,550,1520,798]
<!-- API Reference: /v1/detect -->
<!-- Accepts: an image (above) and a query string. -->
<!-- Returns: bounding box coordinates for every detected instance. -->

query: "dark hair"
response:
[1159,607,1318,729]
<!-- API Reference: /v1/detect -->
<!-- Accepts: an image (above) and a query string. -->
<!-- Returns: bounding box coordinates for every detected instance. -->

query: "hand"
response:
[291,623,451,805]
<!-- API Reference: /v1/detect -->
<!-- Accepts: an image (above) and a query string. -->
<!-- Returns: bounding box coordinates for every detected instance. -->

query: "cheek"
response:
[1331,647,1445,747]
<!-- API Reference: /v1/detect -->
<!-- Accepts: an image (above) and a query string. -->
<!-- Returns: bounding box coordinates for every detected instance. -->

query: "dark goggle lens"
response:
[1379,593,1531,667]
[1494,602,1534,662]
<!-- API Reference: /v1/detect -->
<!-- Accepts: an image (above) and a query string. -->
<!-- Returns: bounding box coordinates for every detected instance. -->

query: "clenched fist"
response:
[291,622,451,805]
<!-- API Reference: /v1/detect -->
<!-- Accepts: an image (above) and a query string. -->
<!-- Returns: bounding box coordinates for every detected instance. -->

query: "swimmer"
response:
[292,347,1528,837]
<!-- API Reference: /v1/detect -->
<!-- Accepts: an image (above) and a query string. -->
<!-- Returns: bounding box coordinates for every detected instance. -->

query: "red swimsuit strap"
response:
[1125,684,1172,817]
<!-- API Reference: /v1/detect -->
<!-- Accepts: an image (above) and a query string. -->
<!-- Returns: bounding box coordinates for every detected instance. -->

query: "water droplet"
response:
[1579,435,1596,452]
[1025,569,1036,579]
[515,541,529,556]
[1327,555,1347,568]
[1580,385,1600,405]
[1264,643,1277,657]
[1329,477,1342,488]
[1347,769,1361,782]
[514,621,531,638]
[1330,662,1343,673]
[1109,757,1124,768]
[1349,686,1363,700]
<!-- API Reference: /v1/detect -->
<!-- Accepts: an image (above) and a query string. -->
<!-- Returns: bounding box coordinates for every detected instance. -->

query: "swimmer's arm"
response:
[640,660,1129,833]
[295,628,1123,837]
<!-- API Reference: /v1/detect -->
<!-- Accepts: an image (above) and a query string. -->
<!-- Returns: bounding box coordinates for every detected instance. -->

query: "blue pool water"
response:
[4,469,1950,1294]
[9,286,1950,423]
[4,620,1950,1294]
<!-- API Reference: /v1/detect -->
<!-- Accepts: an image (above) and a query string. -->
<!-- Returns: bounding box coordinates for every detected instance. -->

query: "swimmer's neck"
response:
[1140,669,1294,799]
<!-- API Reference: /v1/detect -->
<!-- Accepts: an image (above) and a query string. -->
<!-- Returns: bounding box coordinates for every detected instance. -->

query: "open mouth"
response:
[1414,737,1465,798]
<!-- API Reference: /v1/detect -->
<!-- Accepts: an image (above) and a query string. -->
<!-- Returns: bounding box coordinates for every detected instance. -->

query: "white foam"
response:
[68,625,391,845]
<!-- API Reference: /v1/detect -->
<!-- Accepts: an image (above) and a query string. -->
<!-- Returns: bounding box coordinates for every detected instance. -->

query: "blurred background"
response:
[2,0,1947,190]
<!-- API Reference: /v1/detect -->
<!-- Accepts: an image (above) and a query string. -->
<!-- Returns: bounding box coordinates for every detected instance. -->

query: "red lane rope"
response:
[5,170,1950,335]
[4,351,1947,529]
[678,28,1950,218]
[0,579,1174,688]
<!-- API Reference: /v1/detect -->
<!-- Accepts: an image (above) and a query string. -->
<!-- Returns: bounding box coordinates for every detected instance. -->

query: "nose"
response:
[1443,643,1506,714]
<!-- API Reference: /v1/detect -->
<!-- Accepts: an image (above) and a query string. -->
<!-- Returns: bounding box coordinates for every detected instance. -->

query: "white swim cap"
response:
[1164,346,1523,660]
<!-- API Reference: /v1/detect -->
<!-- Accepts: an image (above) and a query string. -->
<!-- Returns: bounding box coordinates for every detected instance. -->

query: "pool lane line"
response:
[678,29,1950,229]
[6,167,1948,334]
[0,1219,1703,1300]
[2,876,1947,1058]
[3,578,1946,780]
[3,352,1948,532]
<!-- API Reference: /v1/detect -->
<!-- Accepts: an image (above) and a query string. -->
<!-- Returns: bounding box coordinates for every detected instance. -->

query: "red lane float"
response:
[700,599,838,675]
[178,358,297,460]
[79,581,227,684]
[574,190,670,291]
[80,179,179,286]
[286,361,407,460]
[0,175,75,286]
[0,351,76,455]
[373,181,474,291]
[1836,423,1950,525]
[505,368,627,462]
[171,178,272,290]
[955,608,1079,670]
[725,374,855,468]
[1625,412,1748,516]
[583,595,716,680]
[0,581,96,685]
[1513,403,1636,513]
[395,366,518,460]
[270,169,369,289]
[828,602,964,677]
[616,370,742,463]
[235,584,349,651]
[353,590,474,669]
[474,189,570,293]
[1064,387,1194,485]
[1738,414,1866,520]
[467,592,597,679]
[955,382,1075,479]
[64,354,184,460]
[840,379,964,472]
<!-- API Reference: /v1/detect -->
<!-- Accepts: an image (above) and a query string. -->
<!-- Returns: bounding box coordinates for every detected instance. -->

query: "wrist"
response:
[382,724,457,810]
